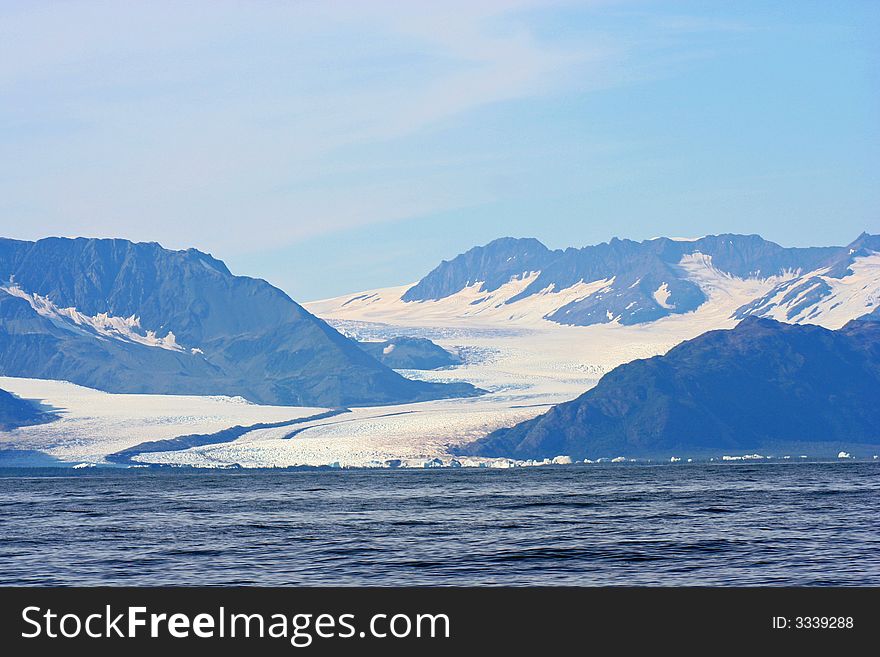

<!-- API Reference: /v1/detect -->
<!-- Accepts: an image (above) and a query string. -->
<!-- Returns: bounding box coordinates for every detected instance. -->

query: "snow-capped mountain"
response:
[0,237,479,406]
[733,233,880,327]
[309,233,880,330]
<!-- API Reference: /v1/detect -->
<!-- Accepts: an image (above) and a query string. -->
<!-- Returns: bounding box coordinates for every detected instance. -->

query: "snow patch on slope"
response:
[653,283,674,309]
[675,252,795,305]
[741,253,880,329]
[1,283,188,352]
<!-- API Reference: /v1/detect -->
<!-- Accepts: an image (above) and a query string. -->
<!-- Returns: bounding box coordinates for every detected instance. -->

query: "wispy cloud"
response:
[0,0,766,255]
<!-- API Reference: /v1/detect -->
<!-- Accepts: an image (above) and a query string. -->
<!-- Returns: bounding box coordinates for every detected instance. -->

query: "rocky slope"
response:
[358,336,462,370]
[0,237,479,406]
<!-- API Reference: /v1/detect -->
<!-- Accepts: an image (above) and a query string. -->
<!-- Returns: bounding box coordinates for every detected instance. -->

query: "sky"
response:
[1,0,878,300]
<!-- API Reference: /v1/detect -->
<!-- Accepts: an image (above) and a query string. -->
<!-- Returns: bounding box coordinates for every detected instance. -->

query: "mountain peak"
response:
[399,232,877,324]
[846,231,880,252]
[401,237,554,302]
[484,236,546,248]
[324,231,880,331]
[0,236,480,406]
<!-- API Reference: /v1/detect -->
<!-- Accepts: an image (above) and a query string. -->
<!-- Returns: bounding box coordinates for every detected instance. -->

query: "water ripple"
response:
[0,462,878,586]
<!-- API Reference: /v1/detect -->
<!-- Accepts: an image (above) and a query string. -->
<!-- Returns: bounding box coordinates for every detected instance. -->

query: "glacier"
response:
[3,232,879,468]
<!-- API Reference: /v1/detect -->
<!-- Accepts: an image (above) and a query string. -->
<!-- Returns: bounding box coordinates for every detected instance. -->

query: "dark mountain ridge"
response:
[0,237,479,406]
[459,317,880,459]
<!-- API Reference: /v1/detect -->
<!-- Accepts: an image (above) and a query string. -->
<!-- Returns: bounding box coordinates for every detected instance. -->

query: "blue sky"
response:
[1,1,878,299]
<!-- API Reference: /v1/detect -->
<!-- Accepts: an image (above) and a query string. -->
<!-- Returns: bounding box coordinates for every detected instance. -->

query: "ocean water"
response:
[1,462,878,586]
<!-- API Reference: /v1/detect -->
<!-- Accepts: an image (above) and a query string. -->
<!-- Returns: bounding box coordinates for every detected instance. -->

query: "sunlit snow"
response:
[3,248,879,468]
[1,283,188,352]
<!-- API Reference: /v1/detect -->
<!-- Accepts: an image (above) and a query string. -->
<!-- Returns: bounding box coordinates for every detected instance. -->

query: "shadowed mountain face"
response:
[401,237,552,302]
[0,388,56,431]
[859,306,880,322]
[401,234,875,326]
[0,237,479,406]
[459,317,880,459]
[358,336,462,370]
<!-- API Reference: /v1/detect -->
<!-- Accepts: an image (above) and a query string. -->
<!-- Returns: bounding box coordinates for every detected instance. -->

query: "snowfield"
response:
[0,377,324,464]
[2,251,878,467]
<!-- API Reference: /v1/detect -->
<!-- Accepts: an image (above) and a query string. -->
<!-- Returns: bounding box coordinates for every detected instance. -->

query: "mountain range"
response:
[459,316,880,460]
[3,231,878,466]
[318,232,880,329]
[0,237,479,407]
